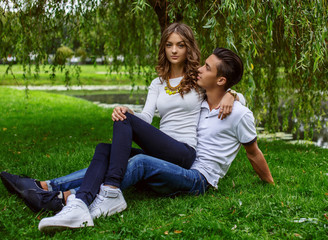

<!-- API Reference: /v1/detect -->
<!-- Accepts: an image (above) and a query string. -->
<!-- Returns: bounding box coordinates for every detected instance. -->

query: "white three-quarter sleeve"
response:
[134,78,160,124]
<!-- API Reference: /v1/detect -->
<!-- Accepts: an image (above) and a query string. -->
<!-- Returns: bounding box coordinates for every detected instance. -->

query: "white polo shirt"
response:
[191,100,257,188]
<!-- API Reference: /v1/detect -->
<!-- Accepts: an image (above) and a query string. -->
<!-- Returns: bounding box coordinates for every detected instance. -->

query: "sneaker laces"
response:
[56,202,79,216]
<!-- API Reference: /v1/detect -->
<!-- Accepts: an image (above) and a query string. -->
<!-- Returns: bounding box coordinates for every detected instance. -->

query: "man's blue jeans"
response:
[47,154,209,196]
[46,169,86,194]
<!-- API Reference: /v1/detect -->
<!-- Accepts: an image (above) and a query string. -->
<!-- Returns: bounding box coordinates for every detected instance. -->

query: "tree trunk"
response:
[147,0,168,33]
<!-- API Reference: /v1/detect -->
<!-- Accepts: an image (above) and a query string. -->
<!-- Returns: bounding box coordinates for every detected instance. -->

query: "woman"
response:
[38,23,243,232]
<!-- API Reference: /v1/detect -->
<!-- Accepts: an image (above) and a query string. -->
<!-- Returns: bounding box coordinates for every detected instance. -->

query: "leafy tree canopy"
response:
[0,0,327,139]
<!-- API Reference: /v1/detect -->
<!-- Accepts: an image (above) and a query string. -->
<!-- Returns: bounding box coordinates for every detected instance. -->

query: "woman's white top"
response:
[134,77,202,149]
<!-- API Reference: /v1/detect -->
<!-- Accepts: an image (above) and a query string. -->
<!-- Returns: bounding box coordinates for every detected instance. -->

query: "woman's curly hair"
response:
[155,23,201,96]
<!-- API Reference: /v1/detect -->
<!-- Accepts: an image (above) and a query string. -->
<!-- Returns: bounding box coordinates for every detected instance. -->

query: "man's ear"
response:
[216,77,226,87]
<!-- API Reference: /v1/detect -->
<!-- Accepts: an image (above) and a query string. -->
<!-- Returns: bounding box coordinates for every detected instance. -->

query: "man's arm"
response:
[243,140,274,184]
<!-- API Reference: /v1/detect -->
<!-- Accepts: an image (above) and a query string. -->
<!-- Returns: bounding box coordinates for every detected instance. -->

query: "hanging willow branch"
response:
[0,0,327,139]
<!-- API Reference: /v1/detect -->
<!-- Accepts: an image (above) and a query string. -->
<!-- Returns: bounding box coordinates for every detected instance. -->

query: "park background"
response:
[0,0,327,239]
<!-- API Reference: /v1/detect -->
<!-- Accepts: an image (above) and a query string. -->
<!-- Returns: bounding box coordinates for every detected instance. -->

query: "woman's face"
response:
[165,33,187,66]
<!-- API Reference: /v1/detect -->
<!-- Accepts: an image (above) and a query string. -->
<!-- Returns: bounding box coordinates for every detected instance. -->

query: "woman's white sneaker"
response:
[89,184,127,219]
[38,194,94,232]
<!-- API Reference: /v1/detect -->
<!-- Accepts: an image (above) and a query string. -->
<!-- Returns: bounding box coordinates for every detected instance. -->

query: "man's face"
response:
[197,54,220,90]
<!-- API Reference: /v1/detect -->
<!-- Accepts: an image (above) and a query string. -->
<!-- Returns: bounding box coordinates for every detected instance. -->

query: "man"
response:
[1,48,274,232]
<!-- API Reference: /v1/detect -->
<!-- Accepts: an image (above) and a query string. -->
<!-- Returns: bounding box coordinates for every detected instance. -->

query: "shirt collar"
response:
[201,100,209,109]
[201,100,221,117]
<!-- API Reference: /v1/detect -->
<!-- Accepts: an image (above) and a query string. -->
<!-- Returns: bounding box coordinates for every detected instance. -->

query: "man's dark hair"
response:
[212,48,244,90]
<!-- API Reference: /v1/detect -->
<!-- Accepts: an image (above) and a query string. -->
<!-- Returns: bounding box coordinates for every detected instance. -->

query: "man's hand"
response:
[112,106,133,121]
[243,140,274,184]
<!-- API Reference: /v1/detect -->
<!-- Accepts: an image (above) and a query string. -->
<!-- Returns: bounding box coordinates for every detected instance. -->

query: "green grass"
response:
[0,87,327,239]
[0,64,155,86]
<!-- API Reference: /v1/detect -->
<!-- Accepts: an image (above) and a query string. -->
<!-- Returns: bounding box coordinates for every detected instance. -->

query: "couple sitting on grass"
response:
[0,23,274,233]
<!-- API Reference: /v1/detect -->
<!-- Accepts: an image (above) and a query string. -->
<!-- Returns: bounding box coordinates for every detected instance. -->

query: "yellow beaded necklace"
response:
[165,78,182,95]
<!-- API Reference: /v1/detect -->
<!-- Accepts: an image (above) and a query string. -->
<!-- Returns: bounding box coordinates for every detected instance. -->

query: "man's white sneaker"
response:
[89,184,127,219]
[38,194,94,232]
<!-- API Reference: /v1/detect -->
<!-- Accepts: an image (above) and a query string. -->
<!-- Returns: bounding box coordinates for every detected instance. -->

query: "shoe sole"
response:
[91,201,127,219]
[39,219,94,233]
[39,223,94,233]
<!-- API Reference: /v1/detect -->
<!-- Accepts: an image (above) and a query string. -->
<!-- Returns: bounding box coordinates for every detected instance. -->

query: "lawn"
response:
[0,64,156,86]
[0,87,327,239]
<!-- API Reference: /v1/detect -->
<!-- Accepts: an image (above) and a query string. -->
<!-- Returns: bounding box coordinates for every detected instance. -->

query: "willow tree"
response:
[0,0,327,139]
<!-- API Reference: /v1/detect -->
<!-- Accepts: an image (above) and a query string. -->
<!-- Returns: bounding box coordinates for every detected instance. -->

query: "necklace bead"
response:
[165,78,182,95]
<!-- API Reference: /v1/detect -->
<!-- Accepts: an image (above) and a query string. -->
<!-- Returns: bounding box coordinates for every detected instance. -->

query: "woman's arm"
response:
[111,78,159,123]
[216,90,246,120]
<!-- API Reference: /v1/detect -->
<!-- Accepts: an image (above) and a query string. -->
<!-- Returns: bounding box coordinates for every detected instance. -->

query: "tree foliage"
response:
[0,0,327,138]
[54,46,74,65]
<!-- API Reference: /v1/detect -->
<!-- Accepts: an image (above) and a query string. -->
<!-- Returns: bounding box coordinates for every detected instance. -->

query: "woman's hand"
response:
[112,106,133,121]
[215,92,235,120]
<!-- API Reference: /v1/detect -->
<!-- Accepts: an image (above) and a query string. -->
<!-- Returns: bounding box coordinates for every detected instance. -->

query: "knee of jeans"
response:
[114,112,133,126]
[96,143,109,150]
[125,112,133,119]
[128,154,147,166]
[113,119,128,128]
[95,143,111,154]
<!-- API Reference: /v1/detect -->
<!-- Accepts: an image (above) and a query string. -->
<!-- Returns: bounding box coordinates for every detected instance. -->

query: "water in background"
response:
[74,92,327,149]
